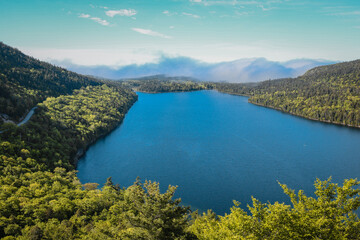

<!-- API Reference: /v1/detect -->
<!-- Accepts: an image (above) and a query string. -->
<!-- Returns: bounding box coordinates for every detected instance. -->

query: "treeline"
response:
[120,75,213,93]
[191,178,360,240]
[1,85,137,170]
[0,42,100,122]
[0,84,195,239]
[1,89,360,240]
[1,42,360,239]
[215,60,360,127]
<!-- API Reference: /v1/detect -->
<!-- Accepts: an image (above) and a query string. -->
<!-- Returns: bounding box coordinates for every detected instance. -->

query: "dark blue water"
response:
[77,90,360,214]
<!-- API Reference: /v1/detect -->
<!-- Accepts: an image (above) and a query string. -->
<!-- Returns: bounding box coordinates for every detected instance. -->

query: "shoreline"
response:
[74,89,360,168]
[215,89,360,129]
[134,88,209,94]
[73,95,138,167]
[249,101,360,129]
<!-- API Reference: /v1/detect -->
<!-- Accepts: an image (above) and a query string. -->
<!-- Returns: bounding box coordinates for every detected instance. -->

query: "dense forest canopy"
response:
[215,60,360,127]
[119,75,213,93]
[1,42,360,239]
[0,42,100,122]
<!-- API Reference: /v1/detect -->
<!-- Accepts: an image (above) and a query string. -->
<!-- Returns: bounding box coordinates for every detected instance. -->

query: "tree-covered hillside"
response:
[120,75,212,93]
[0,42,100,122]
[1,85,137,170]
[216,60,360,127]
[0,85,196,239]
[0,45,194,239]
[1,43,360,239]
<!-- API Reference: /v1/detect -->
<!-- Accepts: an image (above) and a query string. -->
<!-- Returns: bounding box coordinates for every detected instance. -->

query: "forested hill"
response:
[120,75,212,93]
[216,60,360,127]
[1,43,360,239]
[0,42,100,122]
[303,59,360,78]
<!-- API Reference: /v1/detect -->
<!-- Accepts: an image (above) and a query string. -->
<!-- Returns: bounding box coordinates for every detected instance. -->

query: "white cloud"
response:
[105,9,137,17]
[163,10,177,16]
[79,13,110,26]
[20,48,160,67]
[170,26,175,29]
[235,11,251,16]
[259,4,275,11]
[192,0,259,6]
[91,17,110,26]
[132,28,172,39]
[20,40,356,69]
[182,12,201,18]
[79,13,90,18]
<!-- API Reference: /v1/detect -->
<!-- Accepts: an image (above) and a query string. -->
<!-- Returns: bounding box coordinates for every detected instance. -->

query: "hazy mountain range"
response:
[52,57,336,83]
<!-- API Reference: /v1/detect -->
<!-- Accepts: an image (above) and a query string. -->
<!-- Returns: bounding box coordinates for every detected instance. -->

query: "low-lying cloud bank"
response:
[52,57,335,83]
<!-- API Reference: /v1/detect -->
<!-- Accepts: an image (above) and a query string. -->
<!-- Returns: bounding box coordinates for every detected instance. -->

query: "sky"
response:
[1,0,360,67]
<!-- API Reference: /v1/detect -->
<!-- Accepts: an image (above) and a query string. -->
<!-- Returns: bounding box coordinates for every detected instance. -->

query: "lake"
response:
[77,90,360,214]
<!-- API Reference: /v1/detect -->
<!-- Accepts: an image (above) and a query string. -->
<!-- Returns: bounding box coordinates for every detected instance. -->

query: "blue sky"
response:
[1,0,360,66]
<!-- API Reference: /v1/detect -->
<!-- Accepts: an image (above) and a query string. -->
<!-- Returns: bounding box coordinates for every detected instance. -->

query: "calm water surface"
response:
[77,91,360,214]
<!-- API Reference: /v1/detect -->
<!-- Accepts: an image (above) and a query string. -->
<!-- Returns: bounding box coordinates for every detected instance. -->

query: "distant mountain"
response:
[53,57,336,83]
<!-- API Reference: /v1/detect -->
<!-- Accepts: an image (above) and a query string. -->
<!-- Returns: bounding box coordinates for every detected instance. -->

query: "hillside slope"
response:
[120,75,211,93]
[0,42,100,122]
[216,60,360,127]
[0,44,360,239]
[0,44,192,239]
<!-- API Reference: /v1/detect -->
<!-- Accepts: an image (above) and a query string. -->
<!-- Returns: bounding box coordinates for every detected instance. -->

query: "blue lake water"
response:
[77,90,360,214]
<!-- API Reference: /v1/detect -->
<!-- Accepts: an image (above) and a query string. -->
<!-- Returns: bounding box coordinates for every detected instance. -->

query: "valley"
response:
[0,42,360,239]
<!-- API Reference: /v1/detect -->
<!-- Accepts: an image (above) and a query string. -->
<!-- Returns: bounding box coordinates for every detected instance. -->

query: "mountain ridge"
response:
[51,56,335,83]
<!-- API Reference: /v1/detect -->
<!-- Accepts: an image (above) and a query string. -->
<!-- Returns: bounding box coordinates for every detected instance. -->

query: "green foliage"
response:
[0,44,195,239]
[190,178,360,240]
[1,42,360,239]
[0,84,195,239]
[1,85,137,170]
[120,75,213,93]
[216,60,360,127]
[0,42,100,121]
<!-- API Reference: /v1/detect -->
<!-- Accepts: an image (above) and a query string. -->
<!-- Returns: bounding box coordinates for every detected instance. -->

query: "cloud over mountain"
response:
[52,57,335,83]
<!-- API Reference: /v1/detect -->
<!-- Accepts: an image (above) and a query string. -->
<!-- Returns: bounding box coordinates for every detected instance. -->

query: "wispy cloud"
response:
[106,9,137,17]
[79,13,90,18]
[235,11,252,16]
[163,10,177,16]
[79,13,110,26]
[328,11,360,16]
[89,4,109,10]
[191,0,259,6]
[259,4,275,11]
[191,0,289,7]
[182,12,201,18]
[132,28,172,39]
[220,10,253,18]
